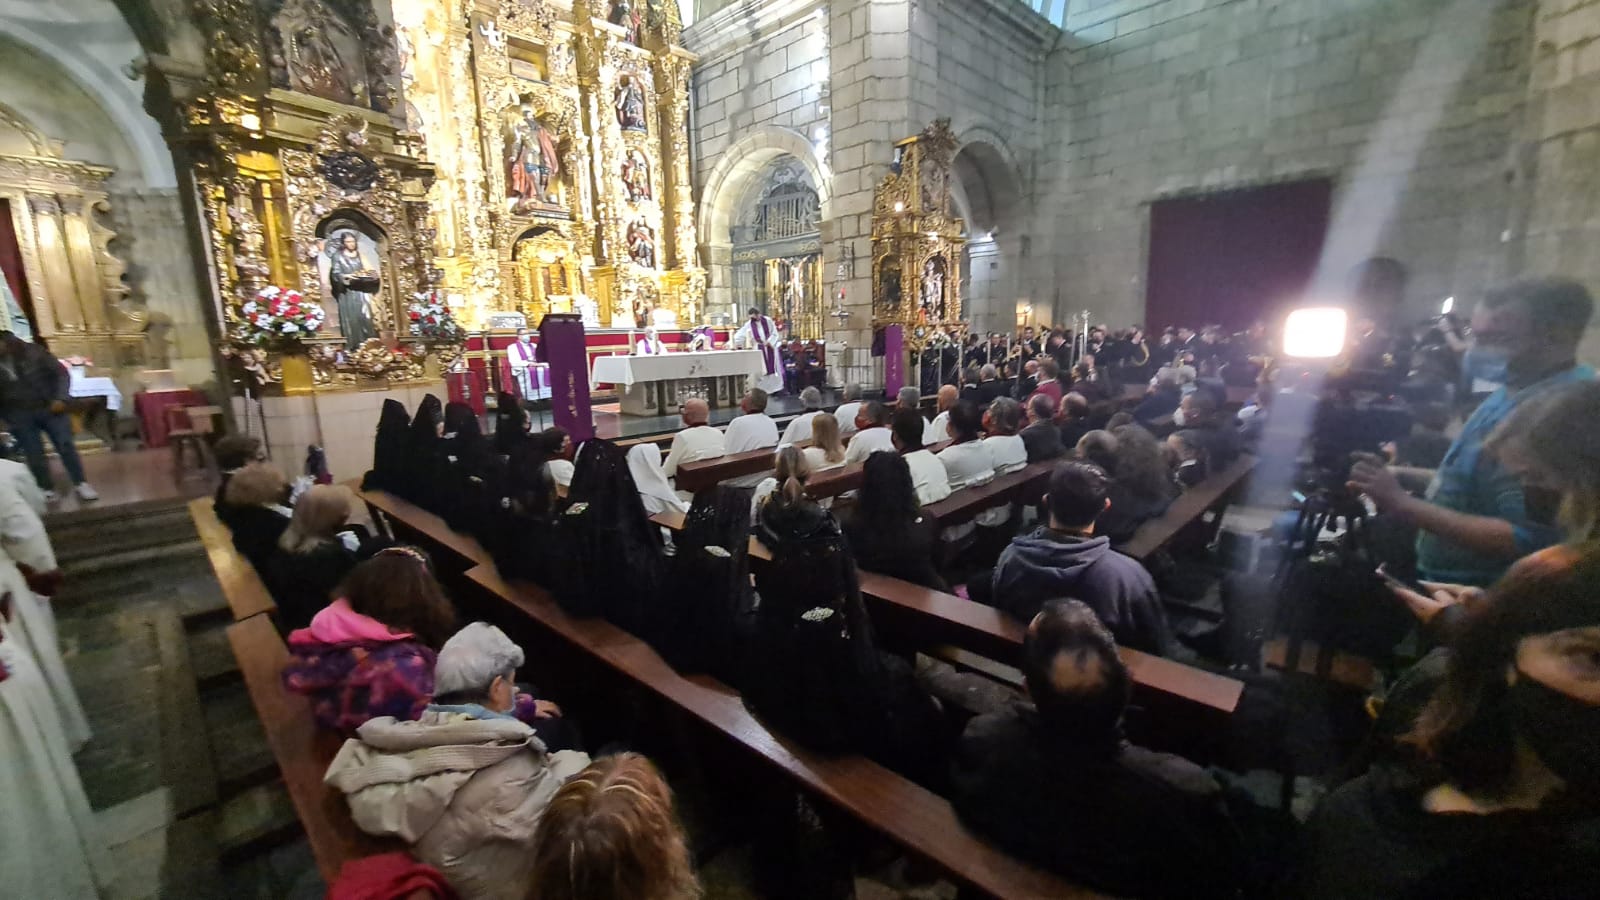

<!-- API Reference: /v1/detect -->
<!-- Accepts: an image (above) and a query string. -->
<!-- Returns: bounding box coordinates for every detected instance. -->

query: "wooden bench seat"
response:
[189,497,278,621]
[1116,453,1256,562]
[921,460,1054,531]
[356,487,493,572]
[461,565,1098,899]
[675,445,781,494]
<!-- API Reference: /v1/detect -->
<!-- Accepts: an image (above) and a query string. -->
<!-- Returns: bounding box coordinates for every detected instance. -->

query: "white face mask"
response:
[1173,408,1187,427]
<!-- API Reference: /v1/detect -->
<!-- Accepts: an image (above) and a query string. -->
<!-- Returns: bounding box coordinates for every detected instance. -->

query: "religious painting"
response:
[504,105,563,214]
[609,0,642,44]
[615,74,648,133]
[272,0,370,108]
[621,150,651,203]
[626,221,657,269]
[920,254,948,322]
[316,223,383,350]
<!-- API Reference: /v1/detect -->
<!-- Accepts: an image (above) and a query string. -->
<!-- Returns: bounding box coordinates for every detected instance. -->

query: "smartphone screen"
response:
[1376,565,1426,594]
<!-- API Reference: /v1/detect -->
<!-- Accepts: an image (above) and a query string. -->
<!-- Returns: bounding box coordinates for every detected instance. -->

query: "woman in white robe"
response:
[0,458,90,749]
[0,620,109,898]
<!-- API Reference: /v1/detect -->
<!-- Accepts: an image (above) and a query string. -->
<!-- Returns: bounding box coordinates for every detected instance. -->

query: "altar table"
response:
[590,349,763,416]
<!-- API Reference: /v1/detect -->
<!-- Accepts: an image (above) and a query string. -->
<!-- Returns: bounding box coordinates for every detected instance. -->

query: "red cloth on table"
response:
[133,389,206,448]
[327,852,458,900]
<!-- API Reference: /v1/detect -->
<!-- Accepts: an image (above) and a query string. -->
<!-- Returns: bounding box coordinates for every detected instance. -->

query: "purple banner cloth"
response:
[537,314,595,442]
[883,324,904,395]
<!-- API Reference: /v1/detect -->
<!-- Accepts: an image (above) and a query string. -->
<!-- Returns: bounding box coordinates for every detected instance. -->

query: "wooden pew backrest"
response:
[190,497,278,622]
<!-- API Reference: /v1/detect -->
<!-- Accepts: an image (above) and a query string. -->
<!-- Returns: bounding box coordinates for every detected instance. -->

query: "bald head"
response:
[937,384,958,412]
[682,397,709,426]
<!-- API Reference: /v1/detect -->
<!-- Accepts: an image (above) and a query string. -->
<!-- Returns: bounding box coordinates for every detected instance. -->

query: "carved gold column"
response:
[61,196,109,332]
[27,196,80,332]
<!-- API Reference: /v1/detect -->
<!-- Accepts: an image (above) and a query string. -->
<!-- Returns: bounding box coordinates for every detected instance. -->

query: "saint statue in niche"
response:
[506,106,562,213]
[319,228,380,349]
[627,221,656,269]
[609,0,642,44]
[920,255,947,322]
[622,150,651,203]
[615,75,647,133]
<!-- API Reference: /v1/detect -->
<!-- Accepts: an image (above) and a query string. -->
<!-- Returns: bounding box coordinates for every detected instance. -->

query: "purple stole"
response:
[508,340,537,366]
[753,317,777,375]
[638,339,662,355]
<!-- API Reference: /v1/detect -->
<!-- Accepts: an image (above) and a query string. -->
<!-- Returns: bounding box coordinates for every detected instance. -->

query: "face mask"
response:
[1172,408,1187,427]
[1509,667,1600,796]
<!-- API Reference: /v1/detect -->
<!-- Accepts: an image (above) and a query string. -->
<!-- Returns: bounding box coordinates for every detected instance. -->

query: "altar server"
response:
[733,307,783,393]
[636,326,668,356]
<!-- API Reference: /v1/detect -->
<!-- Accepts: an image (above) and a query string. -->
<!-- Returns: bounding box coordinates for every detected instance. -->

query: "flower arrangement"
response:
[236,286,326,349]
[407,291,464,344]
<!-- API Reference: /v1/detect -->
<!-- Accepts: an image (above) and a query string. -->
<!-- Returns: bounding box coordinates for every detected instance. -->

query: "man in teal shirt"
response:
[1349,279,1594,586]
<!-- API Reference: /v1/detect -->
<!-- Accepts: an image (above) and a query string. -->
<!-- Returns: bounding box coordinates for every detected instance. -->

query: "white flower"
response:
[281,323,299,333]
[242,301,258,314]
[259,286,280,299]
[800,606,835,623]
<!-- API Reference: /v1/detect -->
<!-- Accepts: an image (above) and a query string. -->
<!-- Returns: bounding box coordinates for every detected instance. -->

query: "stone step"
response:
[51,509,201,568]
[202,680,278,794]
[213,781,305,871]
[55,550,228,622]
[189,620,242,689]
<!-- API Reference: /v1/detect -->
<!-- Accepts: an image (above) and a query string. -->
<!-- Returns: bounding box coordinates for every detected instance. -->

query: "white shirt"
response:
[723,413,779,453]
[844,426,896,465]
[833,401,863,437]
[780,410,824,447]
[926,410,950,446]
[937,440,996,491]
[801,446,846,473]
[984,434,1028,475]
[902,449,952,506]
[661,425,727,478]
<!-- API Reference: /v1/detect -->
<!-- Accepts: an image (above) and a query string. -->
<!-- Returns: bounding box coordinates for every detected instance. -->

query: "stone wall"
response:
[1038,0,1536,329]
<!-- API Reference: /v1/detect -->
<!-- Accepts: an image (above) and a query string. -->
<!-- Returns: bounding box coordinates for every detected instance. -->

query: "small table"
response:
[134,388,208,448]
[590,349,764,416]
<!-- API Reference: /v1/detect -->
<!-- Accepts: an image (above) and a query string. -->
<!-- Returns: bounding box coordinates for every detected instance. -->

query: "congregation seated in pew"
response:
[843,399,895,464]
[891,406,952,506]
[839,451,950,591]
[661,396,724,478]
[972,461,1173,656]
[951,598,1245,900]
[802,408,847,471]
[325,622,591,900]
[722,386,778,452]
[832,381,864,438]
[268,483,382,630]
[1020,392,1066,462]
[1077,426,1176,546]
[779,385,827,446]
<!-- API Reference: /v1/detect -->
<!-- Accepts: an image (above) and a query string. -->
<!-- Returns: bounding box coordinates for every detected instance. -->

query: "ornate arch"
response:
[697,126,831,252]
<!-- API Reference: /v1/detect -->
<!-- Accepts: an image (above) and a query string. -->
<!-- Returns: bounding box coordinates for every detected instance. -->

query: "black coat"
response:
[840,509,949,592]
[1019,421,1065,462]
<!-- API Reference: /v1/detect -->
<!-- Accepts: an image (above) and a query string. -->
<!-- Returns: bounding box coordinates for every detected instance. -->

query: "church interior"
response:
[5,0,1600,897]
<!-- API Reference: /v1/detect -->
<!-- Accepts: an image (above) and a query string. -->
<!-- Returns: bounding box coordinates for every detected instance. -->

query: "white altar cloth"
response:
[590,349,764,390]
[68,367,122,412]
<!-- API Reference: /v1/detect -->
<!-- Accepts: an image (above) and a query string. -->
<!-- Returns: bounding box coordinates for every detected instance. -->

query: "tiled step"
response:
[213,781,304,870]
[202,680,279,795]
[188,621,242,689]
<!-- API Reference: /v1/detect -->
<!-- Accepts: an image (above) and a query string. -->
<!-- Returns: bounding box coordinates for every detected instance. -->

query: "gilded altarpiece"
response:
[396,0,704,332]
[872,119,967,353]
[177,0,451,390]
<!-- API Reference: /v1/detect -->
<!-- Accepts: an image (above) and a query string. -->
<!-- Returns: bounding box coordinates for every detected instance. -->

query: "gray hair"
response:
[433,622,524,697]
[1155,366,1182,387]
[843,382,862,401]
[896,386,921,408]
[800,386,823,409]
[980,364,998,380]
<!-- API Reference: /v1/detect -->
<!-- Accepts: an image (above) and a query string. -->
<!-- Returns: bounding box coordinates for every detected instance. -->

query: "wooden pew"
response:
[921,460,1054,531]
[1116,453,1256,562]
[356,487,493,572]
[462,565,1098,900]
[674,445,779,494]
[803,439,952,501]
[227,614,400,880]
[189,497,278,621]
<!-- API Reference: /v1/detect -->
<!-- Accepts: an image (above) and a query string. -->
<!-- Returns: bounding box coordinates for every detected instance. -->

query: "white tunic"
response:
[926,410,951,446]
[779,410,824,447]
[974,434,1029,527]
[0,637,110,899]
[723,413,779,454]
[844,426,897,465]
[661,425,727,478]
[547,459,574,489]
[937,440,995,540]
[832,401,864,437]
[902,449,952,506]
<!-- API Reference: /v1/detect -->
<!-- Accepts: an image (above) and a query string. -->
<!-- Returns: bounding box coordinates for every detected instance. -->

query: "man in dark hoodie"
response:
[951,599,1243,900]
[980,461,1172,655]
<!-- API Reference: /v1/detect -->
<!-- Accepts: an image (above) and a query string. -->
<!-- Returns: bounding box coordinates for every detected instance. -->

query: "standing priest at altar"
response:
[732,307,783,393]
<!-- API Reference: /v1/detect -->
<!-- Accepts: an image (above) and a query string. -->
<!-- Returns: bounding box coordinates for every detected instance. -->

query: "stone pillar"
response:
[1518,0,1600,359]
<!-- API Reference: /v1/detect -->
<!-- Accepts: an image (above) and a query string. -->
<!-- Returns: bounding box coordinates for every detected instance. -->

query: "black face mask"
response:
[1509,667,1600,797]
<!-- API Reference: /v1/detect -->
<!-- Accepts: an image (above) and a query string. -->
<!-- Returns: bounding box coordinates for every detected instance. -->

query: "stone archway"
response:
[697,126,831,321]
[950,132,1025,335]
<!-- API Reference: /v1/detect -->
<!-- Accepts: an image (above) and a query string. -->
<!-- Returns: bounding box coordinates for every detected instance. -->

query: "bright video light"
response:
[1441,296,1454,315]
[1282,307,1348,359]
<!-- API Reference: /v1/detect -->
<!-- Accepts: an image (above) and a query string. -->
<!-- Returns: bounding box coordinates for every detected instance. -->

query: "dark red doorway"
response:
[1145,179,1332,332]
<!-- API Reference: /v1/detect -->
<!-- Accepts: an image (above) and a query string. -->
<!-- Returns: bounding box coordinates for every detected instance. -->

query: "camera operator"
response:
[1347,278,1595,587]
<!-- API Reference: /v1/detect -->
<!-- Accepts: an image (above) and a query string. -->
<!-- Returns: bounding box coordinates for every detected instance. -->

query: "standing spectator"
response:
[0,334,96,501]
[778,386,826,446]
[1348,278,1594,586]
[723,387,779,453]
[526,753,700,900]
[661,398,725,478]
[843,400,895,464]
[951,599,1242,899]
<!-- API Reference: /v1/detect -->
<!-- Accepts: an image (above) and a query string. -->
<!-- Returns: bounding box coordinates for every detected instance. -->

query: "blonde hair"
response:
[773,444,812,505]
[809,413,846,463]
[224,463,289,507]
[526,753,700,900]
[279,484,352,553]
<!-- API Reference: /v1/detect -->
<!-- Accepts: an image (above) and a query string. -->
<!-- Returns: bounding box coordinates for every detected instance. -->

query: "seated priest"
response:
[635,326,668,356]
[661,397,726,478]
[951,599,1244,899]
[325,622,591,900]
